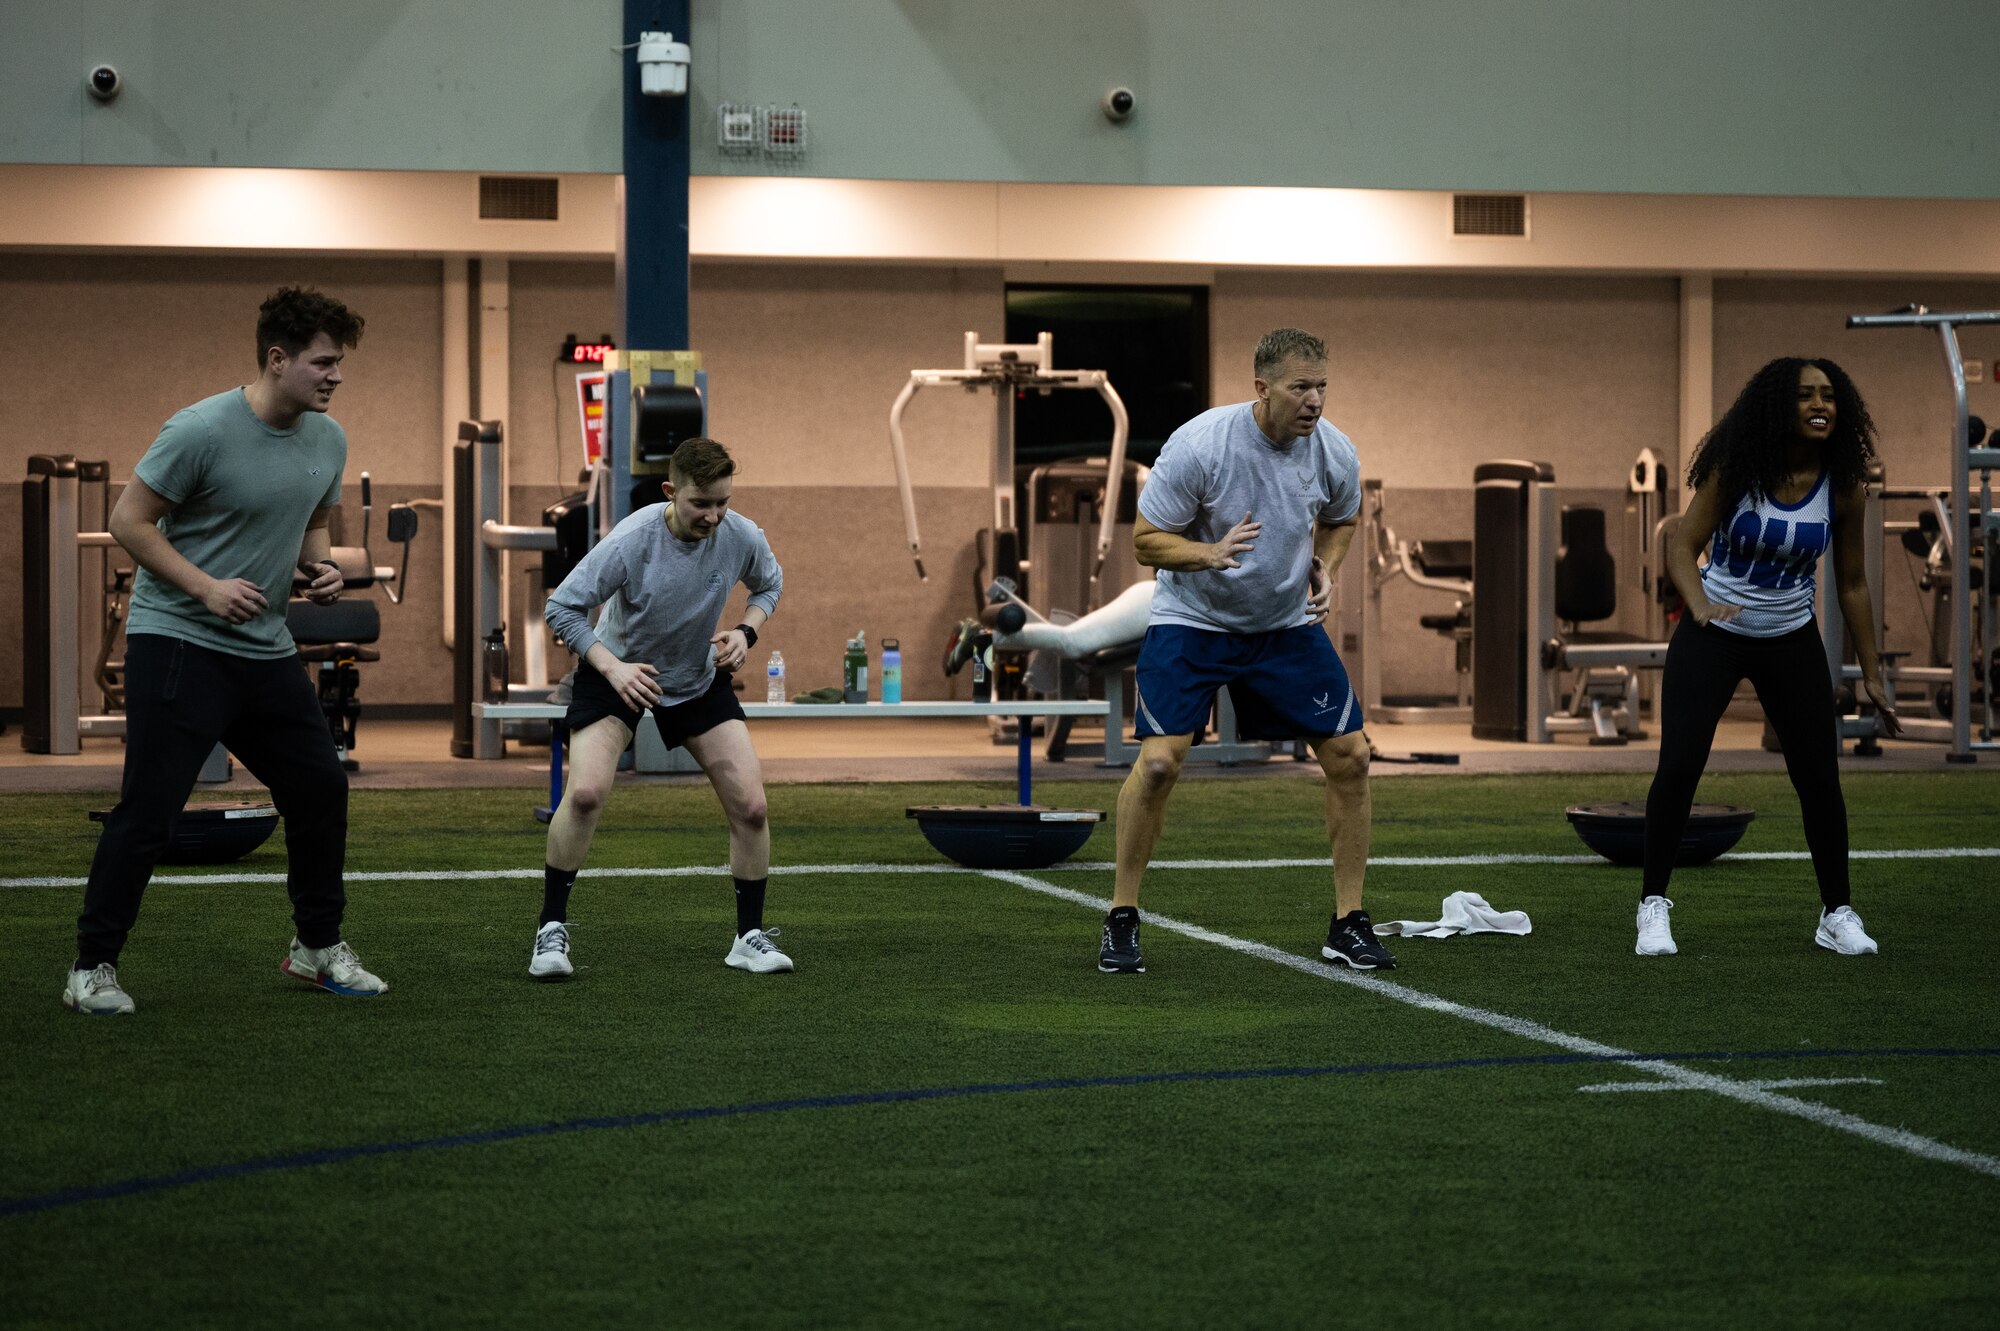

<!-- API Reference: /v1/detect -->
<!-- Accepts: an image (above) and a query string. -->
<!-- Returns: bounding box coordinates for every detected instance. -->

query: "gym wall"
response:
[9,3,1996,200]
[9,256,1997,714]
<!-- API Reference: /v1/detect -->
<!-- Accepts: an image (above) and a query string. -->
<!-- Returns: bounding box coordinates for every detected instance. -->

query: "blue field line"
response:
[5,1045,1996,1221]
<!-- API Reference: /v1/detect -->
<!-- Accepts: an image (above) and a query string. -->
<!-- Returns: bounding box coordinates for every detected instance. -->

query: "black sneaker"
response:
[1099,906,1145,973]
[1322,910,1397,970]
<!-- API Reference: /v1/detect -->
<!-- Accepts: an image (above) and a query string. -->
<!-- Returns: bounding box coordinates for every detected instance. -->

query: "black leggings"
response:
[1642,616,1848,907]
[75,634,350,967]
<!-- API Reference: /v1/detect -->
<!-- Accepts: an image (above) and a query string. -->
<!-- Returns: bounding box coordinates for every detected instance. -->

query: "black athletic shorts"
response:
[565,663,745,747]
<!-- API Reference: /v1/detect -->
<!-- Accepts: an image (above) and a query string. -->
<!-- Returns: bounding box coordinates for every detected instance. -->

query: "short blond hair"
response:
[1253,328,1326,380]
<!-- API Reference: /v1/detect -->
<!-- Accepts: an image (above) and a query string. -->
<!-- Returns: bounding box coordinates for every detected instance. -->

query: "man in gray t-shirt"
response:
[65,288,388,1016]
[529,438,793,981]
[1097,328,1396,976]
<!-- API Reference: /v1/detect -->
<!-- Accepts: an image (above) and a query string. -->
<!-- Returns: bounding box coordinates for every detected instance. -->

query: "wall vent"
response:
[1452,193,1528,237]
[479,176,559,221]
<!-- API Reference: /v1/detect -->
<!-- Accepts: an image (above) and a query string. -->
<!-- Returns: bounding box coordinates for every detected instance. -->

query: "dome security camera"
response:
[87,65,121,101]
[1102,87,1135,122]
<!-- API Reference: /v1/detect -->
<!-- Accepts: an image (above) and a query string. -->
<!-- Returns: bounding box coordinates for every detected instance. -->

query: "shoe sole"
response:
[529,962,573,981]
[1320,946,1393,970]
[1097,960,1145,973]
[280,959,388,996]
[1635,940,1677,955]
[1814,932,1878,956]
[725,957,795,974]
[61,992,134,1015]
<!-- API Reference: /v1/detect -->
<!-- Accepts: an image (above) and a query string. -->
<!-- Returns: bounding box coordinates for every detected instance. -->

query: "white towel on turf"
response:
[1372,891,1531,939]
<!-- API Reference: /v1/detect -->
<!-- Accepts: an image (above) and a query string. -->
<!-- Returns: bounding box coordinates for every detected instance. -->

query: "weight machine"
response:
[888,332,1132,610]
[22,454,412,771]
[1844,306,2000,761]
[1472,459,1676,744]
[1335,478,1476,724]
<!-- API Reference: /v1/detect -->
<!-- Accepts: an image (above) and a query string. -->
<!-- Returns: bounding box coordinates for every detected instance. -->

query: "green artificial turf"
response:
[3,772,1997,1329]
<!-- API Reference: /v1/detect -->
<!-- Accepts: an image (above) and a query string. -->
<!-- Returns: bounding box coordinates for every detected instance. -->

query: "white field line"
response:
[3,845,1998,889]
[5,848,1996,1176]
[982,868,2000,1182]
[1578,1077,1884,1094]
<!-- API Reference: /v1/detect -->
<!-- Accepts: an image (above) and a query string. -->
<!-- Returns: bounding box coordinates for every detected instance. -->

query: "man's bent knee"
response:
[1137,750,1186,790]
[1316,733,1370,786]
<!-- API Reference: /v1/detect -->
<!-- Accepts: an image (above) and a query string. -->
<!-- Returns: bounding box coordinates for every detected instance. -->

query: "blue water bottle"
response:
[881,638,902,703]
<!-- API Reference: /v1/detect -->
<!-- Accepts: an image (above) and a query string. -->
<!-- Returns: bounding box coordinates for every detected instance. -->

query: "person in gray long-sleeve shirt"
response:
[530,438,793,980]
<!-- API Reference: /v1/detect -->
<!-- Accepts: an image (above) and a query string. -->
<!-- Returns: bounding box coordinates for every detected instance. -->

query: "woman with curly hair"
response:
[1636,357,1900,958]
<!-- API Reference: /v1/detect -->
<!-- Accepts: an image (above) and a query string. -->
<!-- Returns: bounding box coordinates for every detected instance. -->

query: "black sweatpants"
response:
[1642,616,1848,907]
[75,634,350,967]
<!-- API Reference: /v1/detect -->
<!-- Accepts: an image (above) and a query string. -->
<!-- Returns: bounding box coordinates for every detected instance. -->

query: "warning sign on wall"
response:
[575,371,607,468]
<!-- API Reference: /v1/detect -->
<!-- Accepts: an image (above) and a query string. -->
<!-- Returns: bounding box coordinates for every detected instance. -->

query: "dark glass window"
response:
[1004,285,1209,467]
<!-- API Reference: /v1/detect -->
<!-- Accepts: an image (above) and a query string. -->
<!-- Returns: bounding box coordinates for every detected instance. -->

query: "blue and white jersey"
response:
[1699,470,1832,638]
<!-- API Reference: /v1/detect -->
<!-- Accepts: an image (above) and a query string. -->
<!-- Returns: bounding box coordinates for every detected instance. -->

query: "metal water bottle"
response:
[482,626,510,703]
[881,638,902,703]
[970,631,993,703]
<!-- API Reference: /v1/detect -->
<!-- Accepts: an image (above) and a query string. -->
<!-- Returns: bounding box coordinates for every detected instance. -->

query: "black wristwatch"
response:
[735,622,759,649]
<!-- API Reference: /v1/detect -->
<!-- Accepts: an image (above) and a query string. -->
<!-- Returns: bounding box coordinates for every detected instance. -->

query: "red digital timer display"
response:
[566,342,615,363]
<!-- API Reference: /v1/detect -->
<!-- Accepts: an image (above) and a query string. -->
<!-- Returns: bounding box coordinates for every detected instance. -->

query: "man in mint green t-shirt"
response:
[64,287,389,1015]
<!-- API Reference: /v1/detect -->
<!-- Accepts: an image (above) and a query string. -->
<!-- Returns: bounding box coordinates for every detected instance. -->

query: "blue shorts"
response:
[1133,623,1362,741]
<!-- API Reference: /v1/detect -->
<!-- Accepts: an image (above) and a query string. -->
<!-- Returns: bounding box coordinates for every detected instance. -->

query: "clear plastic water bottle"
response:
[880,638,902,703]
[765,650,786,704]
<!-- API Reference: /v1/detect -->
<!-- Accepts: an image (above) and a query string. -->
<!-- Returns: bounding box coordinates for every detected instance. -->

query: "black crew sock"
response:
[542,865,579,926]
[734,876,768,937]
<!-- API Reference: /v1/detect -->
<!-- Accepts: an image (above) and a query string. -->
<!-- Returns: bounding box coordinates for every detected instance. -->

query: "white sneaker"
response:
[281,938,389,995]
[529,921,573,980]
[63,963,135,1015]
[1635,896,1677,956]
[1816,905,1879,956]
[725,927,794,974]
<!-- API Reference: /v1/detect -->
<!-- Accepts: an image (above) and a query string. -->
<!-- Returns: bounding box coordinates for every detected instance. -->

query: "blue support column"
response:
[619,0,691,351]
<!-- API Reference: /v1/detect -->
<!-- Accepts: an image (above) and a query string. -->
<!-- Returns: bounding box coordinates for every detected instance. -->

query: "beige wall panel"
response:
[689,262,1006,491]
[0,254,443,486]
[508,261,620,496]
[1212,271,1681,491]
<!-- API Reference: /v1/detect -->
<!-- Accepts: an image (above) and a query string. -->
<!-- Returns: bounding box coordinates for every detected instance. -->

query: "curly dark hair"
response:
[255,287,364,369]
[1687,356,1877,504]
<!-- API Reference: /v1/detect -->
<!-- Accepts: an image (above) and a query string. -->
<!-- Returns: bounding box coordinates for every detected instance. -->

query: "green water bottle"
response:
[843,631,868,704]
